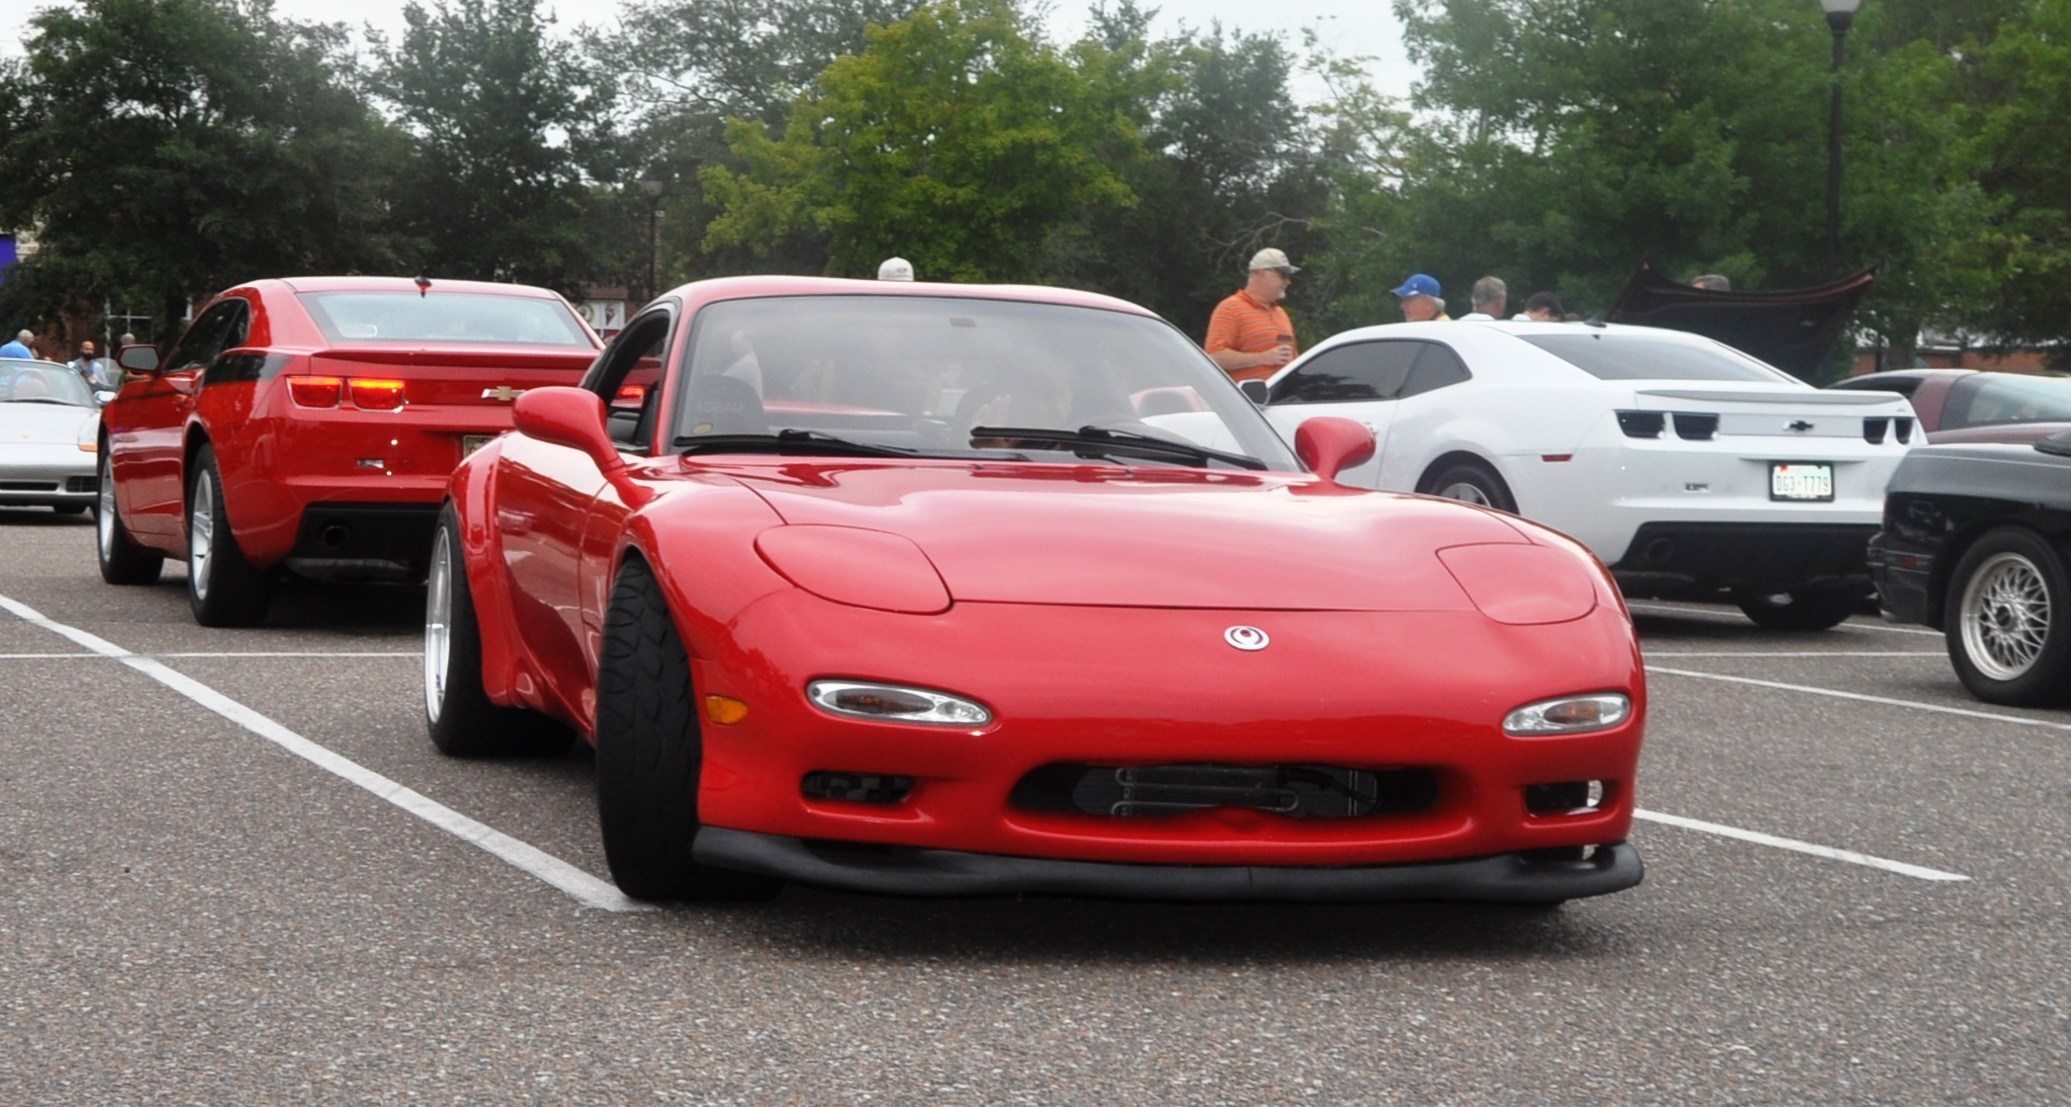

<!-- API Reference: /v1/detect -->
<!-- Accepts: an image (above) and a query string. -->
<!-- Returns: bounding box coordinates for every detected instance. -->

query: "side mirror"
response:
[514,386,616,463]
[94,390,116,406]
[1238,378,1269,405]
[1294,416,1376,484]
[116,344,160,374]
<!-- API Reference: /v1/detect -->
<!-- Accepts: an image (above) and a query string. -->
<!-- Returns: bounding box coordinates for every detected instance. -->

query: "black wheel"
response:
[53,503,87,515]
[1943,528,2071,707]
[1732,586,1859,631]
[1423,459,1517,513]
[185,444,275,627]
[423,506,573,757]
[594,557,781,903]
[96,448,163,585]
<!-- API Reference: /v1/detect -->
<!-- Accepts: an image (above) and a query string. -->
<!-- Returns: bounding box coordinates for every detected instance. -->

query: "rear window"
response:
[1942,375,2071,429]
[1520,333,1791,383]
[299,291,591,347]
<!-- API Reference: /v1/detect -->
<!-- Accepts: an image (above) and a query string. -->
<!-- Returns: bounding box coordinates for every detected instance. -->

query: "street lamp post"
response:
[1823,0,1864,276]
[638,175,664,303]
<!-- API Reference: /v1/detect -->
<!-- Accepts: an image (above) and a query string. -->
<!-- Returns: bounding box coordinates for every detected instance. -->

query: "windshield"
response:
[0,361,94,406]
[670,295,1299,470]
[1521,333,1796,383]
[298,291,592,347]
[1943,375,2071,429]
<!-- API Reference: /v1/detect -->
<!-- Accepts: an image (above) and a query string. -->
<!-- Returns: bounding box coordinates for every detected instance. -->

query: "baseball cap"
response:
[1391,273,1442,299]
[1247,247,1300,273]
[877,256,915,281]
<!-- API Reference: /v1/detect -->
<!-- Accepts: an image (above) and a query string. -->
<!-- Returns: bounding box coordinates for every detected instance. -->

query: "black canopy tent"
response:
[1604,263,1877,380]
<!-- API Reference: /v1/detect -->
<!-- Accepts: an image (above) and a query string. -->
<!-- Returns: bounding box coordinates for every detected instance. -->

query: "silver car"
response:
[0,359,103,514]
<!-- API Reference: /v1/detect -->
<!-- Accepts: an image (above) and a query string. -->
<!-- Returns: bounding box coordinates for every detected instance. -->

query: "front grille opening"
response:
[1863,417,1889,444]
[800,771,914,806]
[1615,410,1665,438]
[1671,412,1719,440]
[63,476,98,493]
[0,480,59,492]
[1523,844,1602,863]
[1525,779,1605,815]
[1011,763,1439,819]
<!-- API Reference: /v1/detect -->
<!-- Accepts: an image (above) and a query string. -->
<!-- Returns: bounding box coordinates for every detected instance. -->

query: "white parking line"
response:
[1634,809,1969,882]
[0,593,646,913]
[1645,650,1943,658]
[0,650,418,660]
[1649,665,2071,733]
[1628,601,1944,637]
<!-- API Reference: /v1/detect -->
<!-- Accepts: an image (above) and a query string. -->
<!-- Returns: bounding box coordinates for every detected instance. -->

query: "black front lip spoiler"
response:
[694,828,1643,903]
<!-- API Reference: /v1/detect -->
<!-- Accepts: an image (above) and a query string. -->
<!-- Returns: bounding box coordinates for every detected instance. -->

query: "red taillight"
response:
[288,376,344,408]
[613,383,647,404]
[348,378,406,410]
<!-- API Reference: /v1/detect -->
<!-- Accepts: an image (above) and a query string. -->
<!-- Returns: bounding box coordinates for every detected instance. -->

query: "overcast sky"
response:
[0,0,1416,99]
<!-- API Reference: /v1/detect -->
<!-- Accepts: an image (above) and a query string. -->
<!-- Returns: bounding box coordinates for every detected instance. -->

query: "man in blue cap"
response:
[1392,274,1449,322]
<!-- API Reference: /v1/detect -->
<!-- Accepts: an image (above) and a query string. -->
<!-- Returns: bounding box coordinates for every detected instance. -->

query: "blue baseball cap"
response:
[1391,273,1442,299]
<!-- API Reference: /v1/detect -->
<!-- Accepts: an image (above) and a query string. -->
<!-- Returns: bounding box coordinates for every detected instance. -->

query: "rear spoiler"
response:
[1635,388,1907,406]
[308,346,599,371]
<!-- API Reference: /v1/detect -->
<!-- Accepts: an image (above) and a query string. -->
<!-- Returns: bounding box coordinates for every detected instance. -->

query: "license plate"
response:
[462,434,496,456]
[1770,462,1834,502]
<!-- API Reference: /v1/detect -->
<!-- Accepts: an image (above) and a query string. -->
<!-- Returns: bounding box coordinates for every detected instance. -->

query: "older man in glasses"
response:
[1204,248,1301,384]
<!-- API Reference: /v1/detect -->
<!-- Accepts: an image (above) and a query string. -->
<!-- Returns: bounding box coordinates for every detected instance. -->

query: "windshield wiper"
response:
[676,429,923,458]
[967,424,1267,470]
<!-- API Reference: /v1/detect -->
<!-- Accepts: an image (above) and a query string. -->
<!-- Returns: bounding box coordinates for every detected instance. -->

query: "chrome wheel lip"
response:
[1435,481,1493,506]
[1959,551,2051,682]
[96,454,116,560]
[188,477,213,599]
[424,527,452,724]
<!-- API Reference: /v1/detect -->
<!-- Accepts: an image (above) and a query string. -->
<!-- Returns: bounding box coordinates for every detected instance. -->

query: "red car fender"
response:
[451,447,530,707]
[606,484,794,666]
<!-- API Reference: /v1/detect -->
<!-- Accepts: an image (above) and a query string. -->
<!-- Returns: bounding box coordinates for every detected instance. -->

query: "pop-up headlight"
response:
[755,525,951,614]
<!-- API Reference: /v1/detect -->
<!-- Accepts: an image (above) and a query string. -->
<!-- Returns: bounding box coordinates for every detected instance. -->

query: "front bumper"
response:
[0,449,97,506]
[696,828,1642,902]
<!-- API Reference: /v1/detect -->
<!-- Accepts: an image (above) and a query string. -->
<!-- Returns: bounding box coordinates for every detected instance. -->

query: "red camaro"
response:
[97,277,600,625]
[427,276,1646,904]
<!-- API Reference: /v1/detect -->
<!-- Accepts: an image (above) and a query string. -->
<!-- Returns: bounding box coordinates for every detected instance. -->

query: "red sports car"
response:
[427,276,1646,904]
[97,277,600,625]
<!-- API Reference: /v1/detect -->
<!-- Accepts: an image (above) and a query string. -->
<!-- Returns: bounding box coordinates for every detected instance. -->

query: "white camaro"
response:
[1256,321,1917,630]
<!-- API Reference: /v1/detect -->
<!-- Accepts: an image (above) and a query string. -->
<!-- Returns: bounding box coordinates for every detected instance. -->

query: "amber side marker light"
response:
[1503,694,1631,736]
[704,695,750,725]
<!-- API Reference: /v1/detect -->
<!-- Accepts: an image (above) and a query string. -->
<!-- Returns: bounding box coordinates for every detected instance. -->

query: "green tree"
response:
[373,0,621,296]
[701,0,1138,283]
[0,0,405,344]
[1972,0,2071,361]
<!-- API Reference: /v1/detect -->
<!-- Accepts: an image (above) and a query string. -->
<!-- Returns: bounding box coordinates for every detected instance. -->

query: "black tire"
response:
[422,505,574,757]
[594,557,781,903]
[95,448,163,585]
[1732,586,1859,631]
[185,444,275,627]
[1423,459,1517,513]
[1942,528,2071,707]
[52,503,87,515]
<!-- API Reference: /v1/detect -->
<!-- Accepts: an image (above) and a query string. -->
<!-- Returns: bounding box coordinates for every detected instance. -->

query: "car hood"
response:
[709,460,1534,611]
[0,403,96,445]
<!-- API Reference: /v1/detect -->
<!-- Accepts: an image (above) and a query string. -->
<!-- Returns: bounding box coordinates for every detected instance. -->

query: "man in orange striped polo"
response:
[1204,248,1300,382]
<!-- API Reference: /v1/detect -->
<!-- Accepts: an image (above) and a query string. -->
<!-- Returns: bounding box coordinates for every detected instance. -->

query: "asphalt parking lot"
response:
[2,507,2066,1104]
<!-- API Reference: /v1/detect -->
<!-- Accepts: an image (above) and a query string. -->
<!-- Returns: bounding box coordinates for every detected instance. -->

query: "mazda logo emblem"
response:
[1224,626,1270,651]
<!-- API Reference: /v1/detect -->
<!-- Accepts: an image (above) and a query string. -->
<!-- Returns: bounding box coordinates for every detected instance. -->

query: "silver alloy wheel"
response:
[96,454,116,559]
[188,475,213,599]
[424,528,452,724]
[1436,480,1493,506]
[1958,551,2052,682]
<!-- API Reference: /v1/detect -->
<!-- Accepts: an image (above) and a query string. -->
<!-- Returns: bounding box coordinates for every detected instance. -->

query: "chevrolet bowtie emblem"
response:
[1787,420,1814,432]
[481,386,527,402]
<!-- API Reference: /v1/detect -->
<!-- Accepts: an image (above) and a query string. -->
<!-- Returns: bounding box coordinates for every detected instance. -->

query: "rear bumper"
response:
[285,501,441,575]
[695,828,1643,902]
[1609,522,1878,596]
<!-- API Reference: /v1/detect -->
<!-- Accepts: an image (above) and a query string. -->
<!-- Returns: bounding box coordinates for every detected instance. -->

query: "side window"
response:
[166,302,248,374]
[1270,341,1419,405]
[593,312,671,450]
[1398,343,1472,399]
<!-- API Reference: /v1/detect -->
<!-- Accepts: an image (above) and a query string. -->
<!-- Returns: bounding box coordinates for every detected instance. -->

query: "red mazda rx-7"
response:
[97,277,601,625]
[426,276,1646,905]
